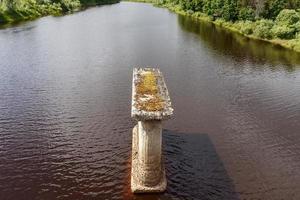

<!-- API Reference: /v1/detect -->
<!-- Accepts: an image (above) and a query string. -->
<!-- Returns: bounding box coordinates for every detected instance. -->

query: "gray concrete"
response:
[131,124,167,193]
[131,68,173,121]
[131,68,173,193]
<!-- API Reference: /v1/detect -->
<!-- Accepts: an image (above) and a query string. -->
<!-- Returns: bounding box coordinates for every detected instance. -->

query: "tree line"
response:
[0,0,119,23]
[156,0,300,51]
[166,0,300,21]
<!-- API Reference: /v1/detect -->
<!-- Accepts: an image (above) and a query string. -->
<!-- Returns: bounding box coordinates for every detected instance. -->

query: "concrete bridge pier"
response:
[131,68,173,193]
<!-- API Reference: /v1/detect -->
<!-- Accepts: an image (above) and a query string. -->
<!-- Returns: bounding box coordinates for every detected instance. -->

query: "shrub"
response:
[239,20,254,35]
[275,9,300,26]
[203,1,213,15]
[214,18,226,26]
[292,21,300,32]
[271,24,296,39]
[253,19,274,39]
[0,11,10,23]
[222,0,238,21]
[186,9,194,15]
[238,7,255,21]
[58,0,81,12]
[190,0,203,12]
[261,0,287,20]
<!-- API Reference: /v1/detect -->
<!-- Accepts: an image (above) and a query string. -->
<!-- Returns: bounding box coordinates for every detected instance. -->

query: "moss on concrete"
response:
[135,70,164,112]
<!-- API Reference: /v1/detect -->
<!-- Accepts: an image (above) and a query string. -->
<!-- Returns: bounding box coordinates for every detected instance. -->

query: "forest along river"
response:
[0,2,300,200]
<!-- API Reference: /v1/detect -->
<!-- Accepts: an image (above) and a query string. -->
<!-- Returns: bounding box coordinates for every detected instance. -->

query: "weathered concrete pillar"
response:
[131,68,173,193]
[137,120,162,186]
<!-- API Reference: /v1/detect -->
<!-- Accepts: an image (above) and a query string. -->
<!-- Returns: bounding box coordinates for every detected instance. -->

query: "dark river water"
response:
[1,2,300,200]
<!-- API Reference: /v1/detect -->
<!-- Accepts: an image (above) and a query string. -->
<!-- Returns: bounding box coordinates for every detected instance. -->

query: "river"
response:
[0,2,300,200]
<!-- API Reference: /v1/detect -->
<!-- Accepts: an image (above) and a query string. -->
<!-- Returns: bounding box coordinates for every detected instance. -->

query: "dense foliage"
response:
[165,0,300,21]
[0,0,119,23]
[155,0,300,51]
[1,0,300,52]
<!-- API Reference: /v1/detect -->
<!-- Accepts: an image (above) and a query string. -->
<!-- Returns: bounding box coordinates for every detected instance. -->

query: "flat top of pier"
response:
[131,68,173,121]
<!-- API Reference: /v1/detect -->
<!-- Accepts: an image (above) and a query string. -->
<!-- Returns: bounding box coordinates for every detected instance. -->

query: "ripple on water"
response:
[1,2,300,200]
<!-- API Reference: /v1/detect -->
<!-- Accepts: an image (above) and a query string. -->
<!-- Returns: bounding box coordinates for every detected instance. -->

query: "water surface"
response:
[0,2,300,200]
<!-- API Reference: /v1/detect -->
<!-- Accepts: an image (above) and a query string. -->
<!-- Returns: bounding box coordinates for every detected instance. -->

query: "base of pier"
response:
[131,125,167,193]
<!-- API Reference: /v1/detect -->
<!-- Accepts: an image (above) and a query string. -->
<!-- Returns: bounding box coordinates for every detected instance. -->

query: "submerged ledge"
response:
[123,0,300,54]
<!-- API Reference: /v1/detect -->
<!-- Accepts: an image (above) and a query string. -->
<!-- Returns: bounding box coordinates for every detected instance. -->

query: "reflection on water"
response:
[178,15,300,69]
[0,2,300,200]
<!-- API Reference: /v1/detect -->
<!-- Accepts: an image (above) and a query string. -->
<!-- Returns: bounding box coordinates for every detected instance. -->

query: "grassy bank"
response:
[0,0,119,25]
[124,0,300,53]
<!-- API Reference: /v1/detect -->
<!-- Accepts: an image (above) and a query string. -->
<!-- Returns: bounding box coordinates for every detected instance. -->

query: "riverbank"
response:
[124,0,300,53]
[0,0,119,25]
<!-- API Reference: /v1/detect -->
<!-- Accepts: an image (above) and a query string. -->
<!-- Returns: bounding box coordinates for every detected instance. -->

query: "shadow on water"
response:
[178,15,300,70]
[132,130,240,200]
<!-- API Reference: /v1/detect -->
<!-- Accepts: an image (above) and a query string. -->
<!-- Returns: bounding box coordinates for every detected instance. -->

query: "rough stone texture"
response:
[137,121,162,186]
[131,125,167,193]
[131,68,173,121]
[131,68,172,193]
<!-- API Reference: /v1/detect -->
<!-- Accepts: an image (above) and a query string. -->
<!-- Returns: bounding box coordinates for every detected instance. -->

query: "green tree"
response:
[253,19,274,38]
[262,0,287,19]
[238,6,255,21]
[275,9,300,25]
[222,0,238,21]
